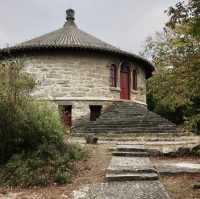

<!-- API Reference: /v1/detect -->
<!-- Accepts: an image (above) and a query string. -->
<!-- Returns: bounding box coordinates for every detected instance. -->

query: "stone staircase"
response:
[73,102,176,134]
[106,144,159,182]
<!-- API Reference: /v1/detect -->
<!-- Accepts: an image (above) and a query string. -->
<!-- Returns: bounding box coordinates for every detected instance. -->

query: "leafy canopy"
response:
[141,0,200,132]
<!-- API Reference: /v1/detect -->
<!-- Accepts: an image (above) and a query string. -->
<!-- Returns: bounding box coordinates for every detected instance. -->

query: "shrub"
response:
[0,99,86,187]
[0,143,85,187]
[0,101,65,164]
[0,59,87,187]
[185,113,200,134]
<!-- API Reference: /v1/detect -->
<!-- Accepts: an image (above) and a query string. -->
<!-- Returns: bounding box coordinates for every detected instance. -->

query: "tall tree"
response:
[142,0,200,132]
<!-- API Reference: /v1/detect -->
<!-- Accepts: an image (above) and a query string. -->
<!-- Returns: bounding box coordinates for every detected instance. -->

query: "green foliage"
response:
[0,143,85,187]
[0,59,86,187]
[0,93,65,164]
[0,59,35,105]
[142,0,200,133]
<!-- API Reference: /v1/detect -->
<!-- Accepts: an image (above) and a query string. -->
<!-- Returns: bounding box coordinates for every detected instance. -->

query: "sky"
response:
[0,0,179,54]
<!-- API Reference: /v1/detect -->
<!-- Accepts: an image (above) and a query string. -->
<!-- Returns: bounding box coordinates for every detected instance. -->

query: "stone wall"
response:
[23,51,147,121]
[130,66,146,103]
[25,53,120,100]
[57,100,113,124]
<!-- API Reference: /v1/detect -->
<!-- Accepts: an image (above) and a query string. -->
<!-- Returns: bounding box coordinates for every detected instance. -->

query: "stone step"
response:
[88,126,176,130]
[107,116,166,119]
[87,126,176,131]
[107,168,157,175]
[106,172,159,181]
[89,123,175,127]
[112,151,149,157]
[85,128,176,134]
[82,130,176,134]
[107,156,156,175]
[85,125,176,130]
[115,144,147,152]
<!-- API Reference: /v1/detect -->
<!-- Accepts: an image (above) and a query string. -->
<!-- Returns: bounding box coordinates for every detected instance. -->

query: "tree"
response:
[141,0,200,132]
[0,59,35,105]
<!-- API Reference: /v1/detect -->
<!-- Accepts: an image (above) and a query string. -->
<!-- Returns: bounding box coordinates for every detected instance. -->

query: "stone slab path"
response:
[72,144,171,199]
[155,161,200,175]
[107,156,156,174]
[72,181,170,199]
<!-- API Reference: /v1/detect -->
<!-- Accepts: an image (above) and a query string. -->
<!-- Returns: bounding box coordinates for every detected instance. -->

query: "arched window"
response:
[110,64,117,87]
[132,70,137,90]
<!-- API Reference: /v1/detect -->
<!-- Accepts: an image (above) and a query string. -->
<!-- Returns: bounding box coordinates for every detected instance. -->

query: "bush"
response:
[0,101,65,164]
[0,59,87,187]
[0,100,86,187]
[186,113,200,134]
[0,143,86,187]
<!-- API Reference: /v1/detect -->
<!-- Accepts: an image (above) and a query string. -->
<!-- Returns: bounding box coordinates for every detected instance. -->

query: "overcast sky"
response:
[0,0,179,54]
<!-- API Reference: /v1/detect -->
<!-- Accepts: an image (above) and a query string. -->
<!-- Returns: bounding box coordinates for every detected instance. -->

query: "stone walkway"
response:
[72,181,170,199]
[72,144,171,199]
[156,161,200,175]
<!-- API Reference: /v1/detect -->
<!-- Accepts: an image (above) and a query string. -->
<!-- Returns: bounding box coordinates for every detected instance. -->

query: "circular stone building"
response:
[1,9,176,133]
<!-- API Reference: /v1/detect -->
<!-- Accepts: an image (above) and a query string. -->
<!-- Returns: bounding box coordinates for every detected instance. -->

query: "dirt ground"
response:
[161,175,200,199]
[0,144,111,199]
[151,156,200,199]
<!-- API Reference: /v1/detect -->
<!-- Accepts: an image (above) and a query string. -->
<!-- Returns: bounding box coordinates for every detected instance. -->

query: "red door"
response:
[120,72,130,100]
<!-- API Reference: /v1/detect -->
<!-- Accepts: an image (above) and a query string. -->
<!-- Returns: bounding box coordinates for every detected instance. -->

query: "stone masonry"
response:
[24,52,147,122]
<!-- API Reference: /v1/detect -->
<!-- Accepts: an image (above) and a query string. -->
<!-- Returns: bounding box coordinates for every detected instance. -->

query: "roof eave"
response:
[0,45,155,77]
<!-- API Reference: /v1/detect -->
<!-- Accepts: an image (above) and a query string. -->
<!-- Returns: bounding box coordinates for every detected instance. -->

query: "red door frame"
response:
[120,71,130,100]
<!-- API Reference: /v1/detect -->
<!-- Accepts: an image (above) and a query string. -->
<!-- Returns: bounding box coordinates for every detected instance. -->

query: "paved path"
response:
[72,181,170,199]
[155,161,200,175]
[72,144,171,199]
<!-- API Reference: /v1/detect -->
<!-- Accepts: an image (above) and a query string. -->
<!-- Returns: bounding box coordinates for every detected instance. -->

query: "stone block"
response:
[85,134,98,144]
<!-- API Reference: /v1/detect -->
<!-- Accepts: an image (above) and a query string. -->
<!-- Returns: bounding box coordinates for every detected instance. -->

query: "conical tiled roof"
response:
[1,9,154,74]
[18,16,120,52]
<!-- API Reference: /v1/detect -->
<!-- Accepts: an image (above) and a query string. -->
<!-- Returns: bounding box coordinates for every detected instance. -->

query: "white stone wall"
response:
[130,66,146,104]
[24,53,121,101]
[57,100,113,123]
[23,52,147,121]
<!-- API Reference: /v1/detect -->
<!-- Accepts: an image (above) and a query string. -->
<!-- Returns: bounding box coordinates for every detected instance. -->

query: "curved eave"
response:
[0,45,155,78]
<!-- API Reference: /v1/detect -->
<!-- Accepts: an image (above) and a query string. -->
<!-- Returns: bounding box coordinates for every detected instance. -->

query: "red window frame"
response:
[132,70,137,90]
[110,64,117,87]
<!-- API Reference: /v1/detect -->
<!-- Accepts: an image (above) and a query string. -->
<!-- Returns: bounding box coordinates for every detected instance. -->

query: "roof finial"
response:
[66,9,75,22]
